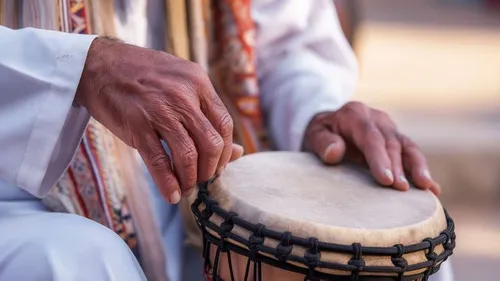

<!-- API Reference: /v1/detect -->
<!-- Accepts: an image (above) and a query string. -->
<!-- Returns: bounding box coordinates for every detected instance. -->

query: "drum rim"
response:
[192,180,456,281]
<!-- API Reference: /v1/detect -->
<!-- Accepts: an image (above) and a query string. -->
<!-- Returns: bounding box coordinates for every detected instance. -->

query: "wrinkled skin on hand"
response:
[75,37,244,204]
[303,101,440,195]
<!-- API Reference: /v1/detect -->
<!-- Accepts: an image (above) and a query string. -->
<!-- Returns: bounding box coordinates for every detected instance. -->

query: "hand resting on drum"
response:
[303,101,441,195]
[75,37,244,204]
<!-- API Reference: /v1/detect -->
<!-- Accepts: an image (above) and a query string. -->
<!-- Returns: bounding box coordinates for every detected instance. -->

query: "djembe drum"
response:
[186,152,456,281]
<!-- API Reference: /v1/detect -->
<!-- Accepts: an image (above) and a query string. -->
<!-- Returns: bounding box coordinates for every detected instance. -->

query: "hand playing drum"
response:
[188,152,456,281]
[302,102,441,195]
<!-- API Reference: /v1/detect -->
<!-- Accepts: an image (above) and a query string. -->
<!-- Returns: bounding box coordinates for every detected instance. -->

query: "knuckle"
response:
[149,153,171,171]
[181,146,198,170]
[360,119,376,133]
[373,109,397,128]
[205,133,224,154]
[363,124,384,143]
[385,138,401,151]
[343,101,366,113]
[187,62,209,84]
[217,114,234,138]
[399,134,419,150]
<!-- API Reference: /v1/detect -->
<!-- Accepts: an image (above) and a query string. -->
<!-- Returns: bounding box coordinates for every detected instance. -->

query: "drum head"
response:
[210,152,446,247]
[187,152,455,280]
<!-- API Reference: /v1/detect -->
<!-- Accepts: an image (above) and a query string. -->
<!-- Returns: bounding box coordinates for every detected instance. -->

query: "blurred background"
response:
[334,0,500,279]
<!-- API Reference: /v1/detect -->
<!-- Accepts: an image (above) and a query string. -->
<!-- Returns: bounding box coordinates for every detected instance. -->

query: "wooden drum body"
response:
[181,152,456,281]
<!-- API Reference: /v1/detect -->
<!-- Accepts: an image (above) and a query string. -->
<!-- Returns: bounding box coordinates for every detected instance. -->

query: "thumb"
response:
[215,143,244,176]
[307,129,346,165]
[230,144,244,162]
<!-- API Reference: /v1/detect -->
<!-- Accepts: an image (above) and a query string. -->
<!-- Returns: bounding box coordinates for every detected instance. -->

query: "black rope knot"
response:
[218,212,237,234]
[423,238,438,262]
[249,235,265,246]
[217,212,237,252]
[440,230,452,251]
[275,231,293,262]
[200,198,218,221]
[249,224,265,245]
[248,224,265,260]
[192,177,456,281]
[192,198,202,208]
[348,243,365,279]
[391,244,408,270]
[348,242,364,281]
[197,181,209,193]
[304,238,321,268]
[348,259,365,268]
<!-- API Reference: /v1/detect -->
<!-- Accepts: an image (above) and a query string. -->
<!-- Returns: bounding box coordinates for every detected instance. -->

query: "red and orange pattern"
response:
[208,0,270,153]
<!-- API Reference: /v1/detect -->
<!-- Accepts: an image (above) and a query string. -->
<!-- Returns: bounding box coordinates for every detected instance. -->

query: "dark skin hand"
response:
[303,101,441,195]
[75,37,244,204]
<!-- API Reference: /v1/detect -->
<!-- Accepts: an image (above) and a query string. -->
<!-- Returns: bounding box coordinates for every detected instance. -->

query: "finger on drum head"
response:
[308,128,346,164]
[352,123,394,186]
[384,132,409,191]
[216,144,244,176]
[183,108,224,182]
[159,125,199,196]
[401,135,441,195]
[137,132,181,204]
[230,144,244,162]
[200,87,234,181]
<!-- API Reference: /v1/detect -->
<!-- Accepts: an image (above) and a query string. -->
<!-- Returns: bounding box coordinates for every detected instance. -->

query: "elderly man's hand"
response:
[303,102,440,195]
[75,37,244,204]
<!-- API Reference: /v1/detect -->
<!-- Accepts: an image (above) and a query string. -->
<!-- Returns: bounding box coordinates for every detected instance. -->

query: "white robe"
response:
[0,0,452,280]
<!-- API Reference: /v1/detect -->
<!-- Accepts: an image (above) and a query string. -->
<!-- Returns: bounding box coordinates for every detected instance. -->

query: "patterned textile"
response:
[1,0,141,258]
[1,0,268,272]
[50,1,139,256]
[206,0,270,153]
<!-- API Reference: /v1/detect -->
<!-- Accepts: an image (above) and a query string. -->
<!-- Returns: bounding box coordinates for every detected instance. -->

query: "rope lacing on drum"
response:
[193,181,457,281]
[304,238,320,281]
[244,223,265,281]
[391,244,407,281]
[441,229,456,252]
[348,243,365,281]
[275,231,293,261]
[220,212,238,281]
[422,237,438,281]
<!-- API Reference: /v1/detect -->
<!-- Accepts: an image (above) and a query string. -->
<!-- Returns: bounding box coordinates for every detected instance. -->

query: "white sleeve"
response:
[253,0,358,151]
[0,26,96,197]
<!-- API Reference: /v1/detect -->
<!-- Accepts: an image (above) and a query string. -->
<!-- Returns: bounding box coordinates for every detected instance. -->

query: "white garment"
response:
[0,26,95,198]
[0,0,453,281]
[254,0,358,151]
[0,180,146,281]
[0,0,356,200]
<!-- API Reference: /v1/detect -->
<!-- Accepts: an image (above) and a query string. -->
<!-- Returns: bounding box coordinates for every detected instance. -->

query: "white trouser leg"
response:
[0,181,147,281]
[430,260,454,281]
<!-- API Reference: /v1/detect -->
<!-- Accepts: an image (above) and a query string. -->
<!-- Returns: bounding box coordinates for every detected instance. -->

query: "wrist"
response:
[74,36,121,107]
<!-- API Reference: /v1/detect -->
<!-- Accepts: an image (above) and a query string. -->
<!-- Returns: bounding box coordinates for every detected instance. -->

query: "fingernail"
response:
[384,169,394,182]
[422,170,432,181]
[399,175,408,184]
[232,143,244,152]
[322,143,337,162]
[169,190,181,204]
